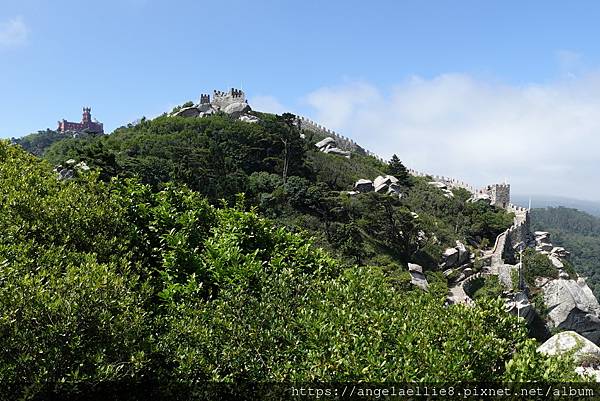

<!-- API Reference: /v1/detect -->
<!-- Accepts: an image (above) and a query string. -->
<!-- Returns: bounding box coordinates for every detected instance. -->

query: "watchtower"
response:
[485,184,510,209]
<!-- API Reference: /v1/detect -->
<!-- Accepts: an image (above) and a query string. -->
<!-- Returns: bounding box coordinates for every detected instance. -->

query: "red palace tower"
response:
[57,107,104,134]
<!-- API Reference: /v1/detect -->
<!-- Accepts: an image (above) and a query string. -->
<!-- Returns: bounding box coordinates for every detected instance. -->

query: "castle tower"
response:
[486,184,510,209]
[82,107,91,124]
[211,88,246,109]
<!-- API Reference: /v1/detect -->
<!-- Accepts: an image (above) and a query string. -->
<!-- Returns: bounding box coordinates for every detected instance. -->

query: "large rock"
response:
[455,241,469,265]
[315,137,336,149]
[428,181,447,189]
[174,106,200,118]
[552,246,570,258]
[373,175,398,188]
[535,233,552,245]
[538,331,600,362]
[324,147,351,158]
[549,255,564,269]
[354,179,374,193]
[223,101,251,117]
[543,278,600,344]
[408,263,428,291]
[442,247,459,267]
[238,114,260,124]
[505,292,536,325]
[468,193,491,204]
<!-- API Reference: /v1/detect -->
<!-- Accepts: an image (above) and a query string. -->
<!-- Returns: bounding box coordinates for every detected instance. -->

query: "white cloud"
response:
[249,95,288,115]
[303,74,600,200]
[0,16,28,48]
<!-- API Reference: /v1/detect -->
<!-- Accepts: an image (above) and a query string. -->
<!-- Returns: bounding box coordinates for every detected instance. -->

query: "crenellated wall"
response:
[292,114,531,267]
[210,88,247,109]
[407,169,530,265]
[295,115,378,158]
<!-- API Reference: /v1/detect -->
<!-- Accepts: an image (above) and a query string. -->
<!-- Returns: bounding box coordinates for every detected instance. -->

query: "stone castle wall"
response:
[209,89,247,109]
[295,115,375,157]
[407,168,530,265]
[292,115,531,266]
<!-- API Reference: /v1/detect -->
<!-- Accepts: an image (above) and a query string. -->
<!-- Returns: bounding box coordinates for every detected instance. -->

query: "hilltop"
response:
[2,88,596,396]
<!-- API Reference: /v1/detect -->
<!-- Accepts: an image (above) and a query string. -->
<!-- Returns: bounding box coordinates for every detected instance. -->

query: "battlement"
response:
[484,183,510,209]
[292,114,531,267]
[209,88,247,109]
[200,94,210,104]
[295,115,371,157]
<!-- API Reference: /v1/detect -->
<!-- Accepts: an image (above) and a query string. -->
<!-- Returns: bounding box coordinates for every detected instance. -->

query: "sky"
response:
[2,0,600,199]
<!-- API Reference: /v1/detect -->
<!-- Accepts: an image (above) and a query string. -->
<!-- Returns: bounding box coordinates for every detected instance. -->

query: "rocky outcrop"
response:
[505,291,536,324]
[353,179,374,193]
[223,101,251,117]
[533,231,572,279]
[314,137,351,158]
[54,159,90,181]
[171,88,259,123]
[441,241,471,269]
[427,181,454,198]
[173,106,201,118]
[468,193,491,204]
[542,278,600,344]
[538,330,600,360]
[408,263,428,291]
[538,331,600,381]
[351,175,403,197]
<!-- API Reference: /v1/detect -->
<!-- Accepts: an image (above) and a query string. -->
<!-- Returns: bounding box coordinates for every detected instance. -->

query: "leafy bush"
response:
[0,134,585,397]
[522,248,558,286]
[472,275,504,300]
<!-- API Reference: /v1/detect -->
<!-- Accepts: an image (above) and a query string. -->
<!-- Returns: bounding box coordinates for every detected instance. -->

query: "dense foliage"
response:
[12,129,97,157]
[532,207,600,297]
[32,113,513,273]
[0,141,580,397]
[522,248,558,286]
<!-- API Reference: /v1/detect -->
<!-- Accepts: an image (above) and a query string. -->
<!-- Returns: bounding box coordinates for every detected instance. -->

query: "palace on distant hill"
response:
[57,107,104,134]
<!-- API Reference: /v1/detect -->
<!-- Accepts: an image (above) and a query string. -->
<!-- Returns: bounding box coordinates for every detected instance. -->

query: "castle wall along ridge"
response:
[295,113,530,267]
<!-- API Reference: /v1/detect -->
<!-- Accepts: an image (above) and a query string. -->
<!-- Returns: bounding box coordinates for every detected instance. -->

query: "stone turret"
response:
[485,183,510,209]
[200,94,210,104]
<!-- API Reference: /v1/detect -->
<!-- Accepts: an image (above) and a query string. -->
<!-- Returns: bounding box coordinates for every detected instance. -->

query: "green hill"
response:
[2,109,579,397]
[531,206,600,297]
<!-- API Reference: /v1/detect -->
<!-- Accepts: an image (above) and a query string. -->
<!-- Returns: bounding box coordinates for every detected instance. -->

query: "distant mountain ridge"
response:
[513,194,600,217]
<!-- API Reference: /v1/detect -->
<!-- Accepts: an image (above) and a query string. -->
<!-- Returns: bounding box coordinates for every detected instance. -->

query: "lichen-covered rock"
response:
[543,278,600,344]
[538,331,600,361]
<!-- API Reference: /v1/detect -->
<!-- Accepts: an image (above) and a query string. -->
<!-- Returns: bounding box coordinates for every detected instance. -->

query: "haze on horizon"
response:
[2,0,600,200]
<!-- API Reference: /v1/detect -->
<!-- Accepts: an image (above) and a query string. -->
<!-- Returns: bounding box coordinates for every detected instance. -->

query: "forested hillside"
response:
[12,129,98,156]
[2,111,580,397]
[532,207,600,297]
[30,112,513,271]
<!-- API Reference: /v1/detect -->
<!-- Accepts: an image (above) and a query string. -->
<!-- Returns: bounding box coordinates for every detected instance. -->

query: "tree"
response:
[387,154,411,187]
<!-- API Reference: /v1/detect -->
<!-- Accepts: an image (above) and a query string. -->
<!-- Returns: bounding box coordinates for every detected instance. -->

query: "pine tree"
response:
[388,154,411,187]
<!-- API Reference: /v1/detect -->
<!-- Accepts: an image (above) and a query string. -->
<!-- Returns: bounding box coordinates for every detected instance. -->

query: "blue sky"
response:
[3,1,600,199]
